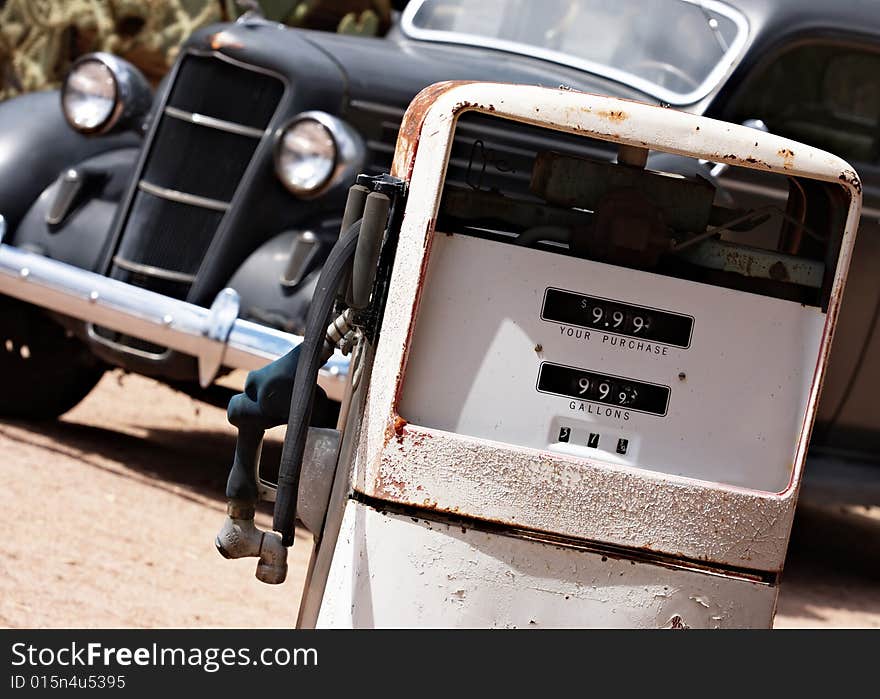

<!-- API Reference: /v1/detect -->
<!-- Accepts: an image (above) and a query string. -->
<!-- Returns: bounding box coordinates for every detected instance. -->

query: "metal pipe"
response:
[215,500,288,585]
[0,234,349,399]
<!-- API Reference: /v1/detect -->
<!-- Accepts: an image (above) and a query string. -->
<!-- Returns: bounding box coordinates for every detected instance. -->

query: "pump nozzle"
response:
[216,500,287,584]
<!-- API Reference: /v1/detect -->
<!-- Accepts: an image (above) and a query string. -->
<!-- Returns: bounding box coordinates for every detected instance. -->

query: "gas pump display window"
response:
[537,362,670,416]
[436,112,847,311]
[542,288,694,347]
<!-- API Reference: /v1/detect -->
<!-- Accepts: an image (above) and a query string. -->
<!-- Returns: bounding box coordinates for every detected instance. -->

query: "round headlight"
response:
[62,59,118,133]
[275,118,338,196]
[61,53,152,136]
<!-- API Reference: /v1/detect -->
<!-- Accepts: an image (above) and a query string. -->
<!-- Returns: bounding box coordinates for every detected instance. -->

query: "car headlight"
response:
[274,112,364,197]
[61,53,152,135]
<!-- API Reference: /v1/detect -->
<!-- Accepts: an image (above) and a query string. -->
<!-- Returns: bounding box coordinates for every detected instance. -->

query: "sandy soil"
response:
[1,370,878,628]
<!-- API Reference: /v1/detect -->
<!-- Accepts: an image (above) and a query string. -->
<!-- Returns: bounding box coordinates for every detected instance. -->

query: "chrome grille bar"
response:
[112,256,198,284]
[138,180,230,212]
[164,105,266,139]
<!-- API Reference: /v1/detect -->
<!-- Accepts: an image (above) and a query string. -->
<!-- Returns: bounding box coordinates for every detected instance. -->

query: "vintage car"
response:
[0,0,877,499]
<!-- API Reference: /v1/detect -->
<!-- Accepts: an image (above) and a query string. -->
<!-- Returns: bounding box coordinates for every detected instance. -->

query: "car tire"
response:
[0,297,105,420]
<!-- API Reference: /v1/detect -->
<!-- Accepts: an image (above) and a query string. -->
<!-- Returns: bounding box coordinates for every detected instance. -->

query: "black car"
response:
[0,0,878,499]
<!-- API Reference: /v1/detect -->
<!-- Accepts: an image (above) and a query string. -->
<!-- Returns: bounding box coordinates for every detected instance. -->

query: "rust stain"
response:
[383,414,408,448]
[597,109,628,123]
[393,415,408,435]
[777,148,795,169]
[392,417,409,448]
[391,81,477,179]
[373,469,408,500]
[450,100,496,116]
[209,31,244,50]
[665,615,691,629]
[389,215,437,416]
[839,168,862,194]
[383,415,408,447]
[714,152,772,170]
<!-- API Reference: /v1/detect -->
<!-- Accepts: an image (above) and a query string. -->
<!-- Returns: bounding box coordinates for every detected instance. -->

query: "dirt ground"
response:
[1,370,878,628]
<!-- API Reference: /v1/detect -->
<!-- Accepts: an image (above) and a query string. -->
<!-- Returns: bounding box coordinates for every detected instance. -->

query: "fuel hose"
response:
[273,218,362,545]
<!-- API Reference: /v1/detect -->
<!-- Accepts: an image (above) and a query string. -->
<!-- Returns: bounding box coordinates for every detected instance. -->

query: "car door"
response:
[714,37,880,458]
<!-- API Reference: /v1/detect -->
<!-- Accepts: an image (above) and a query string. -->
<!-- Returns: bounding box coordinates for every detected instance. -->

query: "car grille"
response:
[96,53,284,356]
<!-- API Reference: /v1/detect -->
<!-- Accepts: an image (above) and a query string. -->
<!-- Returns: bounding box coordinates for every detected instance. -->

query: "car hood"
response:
[303,30,659,111]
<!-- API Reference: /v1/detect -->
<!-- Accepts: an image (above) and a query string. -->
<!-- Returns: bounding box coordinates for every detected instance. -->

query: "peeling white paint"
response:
[317,503,777,628]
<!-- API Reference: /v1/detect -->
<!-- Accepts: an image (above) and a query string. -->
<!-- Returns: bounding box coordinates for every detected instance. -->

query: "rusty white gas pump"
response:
[217,81,861,628]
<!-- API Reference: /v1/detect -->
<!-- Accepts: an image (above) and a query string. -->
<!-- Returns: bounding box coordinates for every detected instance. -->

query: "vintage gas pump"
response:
[217,82,861,628]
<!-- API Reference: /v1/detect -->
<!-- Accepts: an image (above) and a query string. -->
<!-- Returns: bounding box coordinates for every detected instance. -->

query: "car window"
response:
[402,0,749,105]
[727,43,880,164]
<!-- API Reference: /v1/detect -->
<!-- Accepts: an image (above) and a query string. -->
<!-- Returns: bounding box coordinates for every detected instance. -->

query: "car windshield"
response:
[401,0,748,105]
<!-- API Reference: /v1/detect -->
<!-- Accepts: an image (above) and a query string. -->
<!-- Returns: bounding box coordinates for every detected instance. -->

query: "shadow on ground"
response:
[778,503,880,622]
[0,416,284,511]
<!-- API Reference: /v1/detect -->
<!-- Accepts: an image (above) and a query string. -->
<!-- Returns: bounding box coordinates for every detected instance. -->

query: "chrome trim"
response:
[87,323,171,361]
[366,140,395,154]
[274,111,366,198]
[280,230,319,287]
[164,105,266,139]
[201,287,243,387]
[400,0,750,106]
[138,180,230,212]
[62,52,153,135]
[46,169,86,226]
[0,237,349,399]
[113,256,198,284]
[348,99,407,120]
[184,47,292,92]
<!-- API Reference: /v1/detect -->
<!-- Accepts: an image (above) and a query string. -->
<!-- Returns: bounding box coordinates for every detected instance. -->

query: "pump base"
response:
[313,500,778,628]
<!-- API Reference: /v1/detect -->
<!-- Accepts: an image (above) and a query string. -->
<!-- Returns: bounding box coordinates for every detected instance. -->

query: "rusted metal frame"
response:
[365,81,862,572]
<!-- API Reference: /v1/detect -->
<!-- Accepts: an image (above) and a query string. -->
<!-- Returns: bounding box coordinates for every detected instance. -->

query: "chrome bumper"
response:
[0,220,349,400]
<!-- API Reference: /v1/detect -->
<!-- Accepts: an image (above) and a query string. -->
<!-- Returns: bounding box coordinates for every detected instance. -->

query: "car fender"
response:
[0,90,139,234]
[226,230,332,336]
[13,147,140,272]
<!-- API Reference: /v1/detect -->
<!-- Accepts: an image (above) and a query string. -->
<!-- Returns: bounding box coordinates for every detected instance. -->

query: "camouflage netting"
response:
[0,0,392,100]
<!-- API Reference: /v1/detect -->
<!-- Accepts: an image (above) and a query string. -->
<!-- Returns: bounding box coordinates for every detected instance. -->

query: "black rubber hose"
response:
[273,218,362,545]
[339,185,370,304]
[350,192,391,310]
